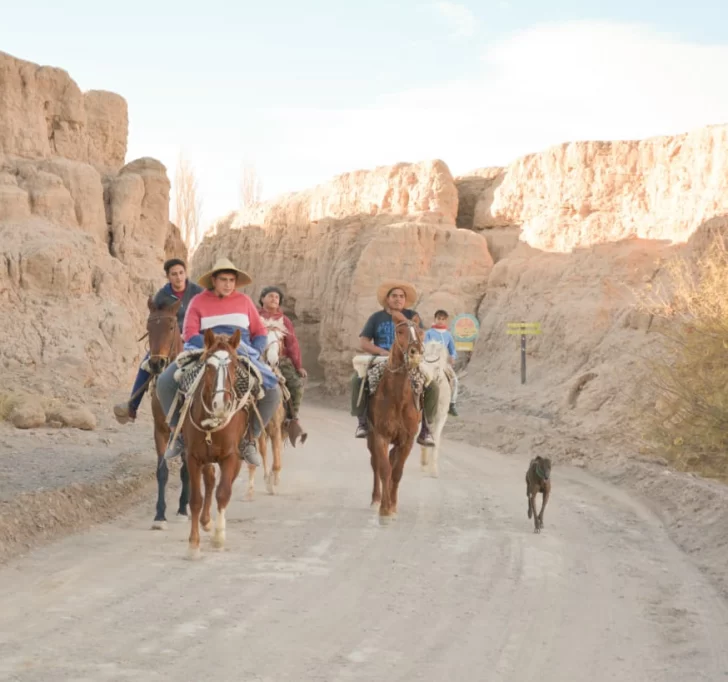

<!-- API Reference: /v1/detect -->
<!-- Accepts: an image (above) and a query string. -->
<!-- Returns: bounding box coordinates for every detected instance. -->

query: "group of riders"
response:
[112,257,460,463]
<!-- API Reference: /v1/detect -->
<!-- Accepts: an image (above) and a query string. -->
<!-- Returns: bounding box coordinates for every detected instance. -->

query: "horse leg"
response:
[429,418,445,478]
[369,436,381,509]
[152,455,169,530]
[390,438,414,516]
[200,464,215,533]
[420,444,429,473]
[152,397,169,529]
[187,456,203,559]
[373,436,393,519]
[261,428,274,495]
[213,456,236,549]
[177,459,190,517]
[269,420,283,494]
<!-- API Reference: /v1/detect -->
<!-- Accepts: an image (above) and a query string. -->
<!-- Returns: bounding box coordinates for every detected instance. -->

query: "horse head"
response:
[146,296,182,374]
[423,339,449,368]
[390,311,424,369]
[200,328,241,420]
[261,317,288,369]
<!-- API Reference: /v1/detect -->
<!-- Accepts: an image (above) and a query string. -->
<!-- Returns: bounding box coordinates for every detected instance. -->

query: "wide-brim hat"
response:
[377,280,418,309]
[197,258,252,290]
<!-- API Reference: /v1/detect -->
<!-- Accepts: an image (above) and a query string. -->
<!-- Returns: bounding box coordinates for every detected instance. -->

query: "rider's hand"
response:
[298,367,308,378]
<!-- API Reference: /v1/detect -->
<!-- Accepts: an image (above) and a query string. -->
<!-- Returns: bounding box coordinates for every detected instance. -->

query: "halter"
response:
[188,349,249,443]
[386,319,423,374]
[146,310,181,372]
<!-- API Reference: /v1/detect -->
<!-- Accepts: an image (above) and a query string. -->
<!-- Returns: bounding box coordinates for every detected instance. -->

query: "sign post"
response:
[506,322,542,384]
[451,313,480,353]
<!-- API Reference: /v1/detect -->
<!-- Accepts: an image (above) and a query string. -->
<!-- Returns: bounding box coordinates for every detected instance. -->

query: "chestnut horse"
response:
[367,310,425,521]
[247,317,288,499]
[182,329,250,558]
[145,296,190,530]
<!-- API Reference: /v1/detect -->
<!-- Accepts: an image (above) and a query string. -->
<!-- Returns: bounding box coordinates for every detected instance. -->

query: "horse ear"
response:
[229,329,241,349]
[147,295,155,312]
[204,328,216,348]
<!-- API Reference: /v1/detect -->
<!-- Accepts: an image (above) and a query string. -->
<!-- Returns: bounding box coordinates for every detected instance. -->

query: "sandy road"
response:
[0,404,727,682]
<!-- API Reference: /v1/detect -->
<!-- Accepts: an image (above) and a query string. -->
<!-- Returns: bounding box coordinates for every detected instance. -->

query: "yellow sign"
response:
[506,322,542,336]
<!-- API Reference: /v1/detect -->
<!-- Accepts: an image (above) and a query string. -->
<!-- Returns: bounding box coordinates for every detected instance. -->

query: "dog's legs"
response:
[529,493,539,533]
[537,484,550,530]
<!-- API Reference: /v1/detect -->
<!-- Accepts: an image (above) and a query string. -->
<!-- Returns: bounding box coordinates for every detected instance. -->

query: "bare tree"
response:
[174,151,203,250]
[239,162,263,218]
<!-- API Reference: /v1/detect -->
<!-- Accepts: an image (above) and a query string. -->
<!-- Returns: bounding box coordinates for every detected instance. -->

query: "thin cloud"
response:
[433,2,478,38]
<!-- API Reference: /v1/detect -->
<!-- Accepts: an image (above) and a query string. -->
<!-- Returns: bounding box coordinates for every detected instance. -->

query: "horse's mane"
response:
[262,317,288,335]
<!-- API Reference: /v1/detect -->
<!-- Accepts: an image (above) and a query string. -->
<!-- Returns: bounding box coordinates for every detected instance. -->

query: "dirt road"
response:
[0,404,726,681]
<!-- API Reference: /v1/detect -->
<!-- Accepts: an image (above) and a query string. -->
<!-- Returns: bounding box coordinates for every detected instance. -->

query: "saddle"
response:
[352,354,430,406]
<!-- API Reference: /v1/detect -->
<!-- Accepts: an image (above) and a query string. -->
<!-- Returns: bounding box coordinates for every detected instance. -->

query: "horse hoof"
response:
[176,509,188,519]
[186,546,202,561]
[202,521,212,533]
[370,500,381,510]
[151,520,167,531]
[212,534,225,549]
[378,514,394,526]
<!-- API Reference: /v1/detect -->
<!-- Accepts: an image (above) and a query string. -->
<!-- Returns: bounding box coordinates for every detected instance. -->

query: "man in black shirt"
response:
[351,280,436,446]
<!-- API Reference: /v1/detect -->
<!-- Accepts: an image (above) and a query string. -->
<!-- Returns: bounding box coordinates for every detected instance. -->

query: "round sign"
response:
[451,313,480,343]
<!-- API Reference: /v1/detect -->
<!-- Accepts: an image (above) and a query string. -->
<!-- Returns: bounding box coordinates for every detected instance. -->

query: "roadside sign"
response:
[451,313,480,351]
[506,322,542,384]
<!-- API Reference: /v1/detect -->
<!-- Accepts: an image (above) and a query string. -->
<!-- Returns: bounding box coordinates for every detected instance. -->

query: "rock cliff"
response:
[0,51,182,416]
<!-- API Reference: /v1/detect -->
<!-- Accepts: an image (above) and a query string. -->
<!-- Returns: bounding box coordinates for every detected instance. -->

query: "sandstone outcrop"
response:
[194,161,493,389]
[463,124,728,253]
[0,51,127,171]
[0,51,180,413]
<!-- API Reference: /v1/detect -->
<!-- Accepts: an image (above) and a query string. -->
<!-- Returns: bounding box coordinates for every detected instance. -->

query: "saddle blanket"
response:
[352,354,430,398]
[174,348,265,402]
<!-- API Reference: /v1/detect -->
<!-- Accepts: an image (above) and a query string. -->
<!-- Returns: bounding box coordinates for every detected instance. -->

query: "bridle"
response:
[146,312,181,373]
[188,348,245,441]
[386,319,423,374]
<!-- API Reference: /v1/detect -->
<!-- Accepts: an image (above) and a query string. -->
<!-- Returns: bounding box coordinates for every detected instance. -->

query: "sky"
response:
[2,1,728,230]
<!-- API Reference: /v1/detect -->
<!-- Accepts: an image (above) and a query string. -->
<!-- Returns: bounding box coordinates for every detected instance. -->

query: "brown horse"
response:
[145,296,190,530]
[247,317,288,499]
[182,328,249,558]
[367,310,425,521]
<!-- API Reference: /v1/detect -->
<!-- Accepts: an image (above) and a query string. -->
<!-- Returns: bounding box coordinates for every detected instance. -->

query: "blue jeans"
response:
[129,352,152,412]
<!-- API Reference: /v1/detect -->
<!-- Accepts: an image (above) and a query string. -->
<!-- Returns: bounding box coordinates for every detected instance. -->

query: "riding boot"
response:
[417,413,435,447]
[286,417,308,447]
[355,412,368,438]
[239,435,263,467]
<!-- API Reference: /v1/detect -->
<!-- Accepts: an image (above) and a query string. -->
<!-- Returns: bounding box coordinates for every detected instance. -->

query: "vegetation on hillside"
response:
[637,232,728,479]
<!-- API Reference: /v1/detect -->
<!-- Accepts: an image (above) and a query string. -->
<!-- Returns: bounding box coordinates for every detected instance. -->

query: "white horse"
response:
[420,339,453,478]
[246,317,289,499]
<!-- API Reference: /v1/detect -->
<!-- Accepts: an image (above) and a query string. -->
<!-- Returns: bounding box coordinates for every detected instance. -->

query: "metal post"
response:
[521,332,526,384]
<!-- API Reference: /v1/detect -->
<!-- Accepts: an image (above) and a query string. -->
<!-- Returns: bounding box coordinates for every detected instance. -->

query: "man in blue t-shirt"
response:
[350,280,437,446]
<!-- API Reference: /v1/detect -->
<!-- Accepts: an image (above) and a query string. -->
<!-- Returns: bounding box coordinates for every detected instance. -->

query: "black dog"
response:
[525,456,551,533]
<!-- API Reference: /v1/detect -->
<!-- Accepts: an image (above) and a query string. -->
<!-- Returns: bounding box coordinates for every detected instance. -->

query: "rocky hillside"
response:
[193,161,493,386]
[0,51,185,419]
[193,123,728,453]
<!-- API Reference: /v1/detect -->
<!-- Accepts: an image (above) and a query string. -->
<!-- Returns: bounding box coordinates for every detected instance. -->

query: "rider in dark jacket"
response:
[113,258,203,424]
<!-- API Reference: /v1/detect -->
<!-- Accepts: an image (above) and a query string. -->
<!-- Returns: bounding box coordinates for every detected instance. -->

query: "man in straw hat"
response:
[350,280,437,446]
[155,258,281,467]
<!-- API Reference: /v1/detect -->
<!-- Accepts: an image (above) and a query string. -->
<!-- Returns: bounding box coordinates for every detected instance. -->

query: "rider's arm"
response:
[360,337,388,356]
[182,296,202,342]
[246,301,268,354]
[283,316,303,370]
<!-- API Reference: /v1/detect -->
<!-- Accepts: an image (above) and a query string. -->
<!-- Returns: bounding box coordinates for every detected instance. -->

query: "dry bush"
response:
[635,233,728,479]
[174,152,203,250]
[239,163,263,220]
